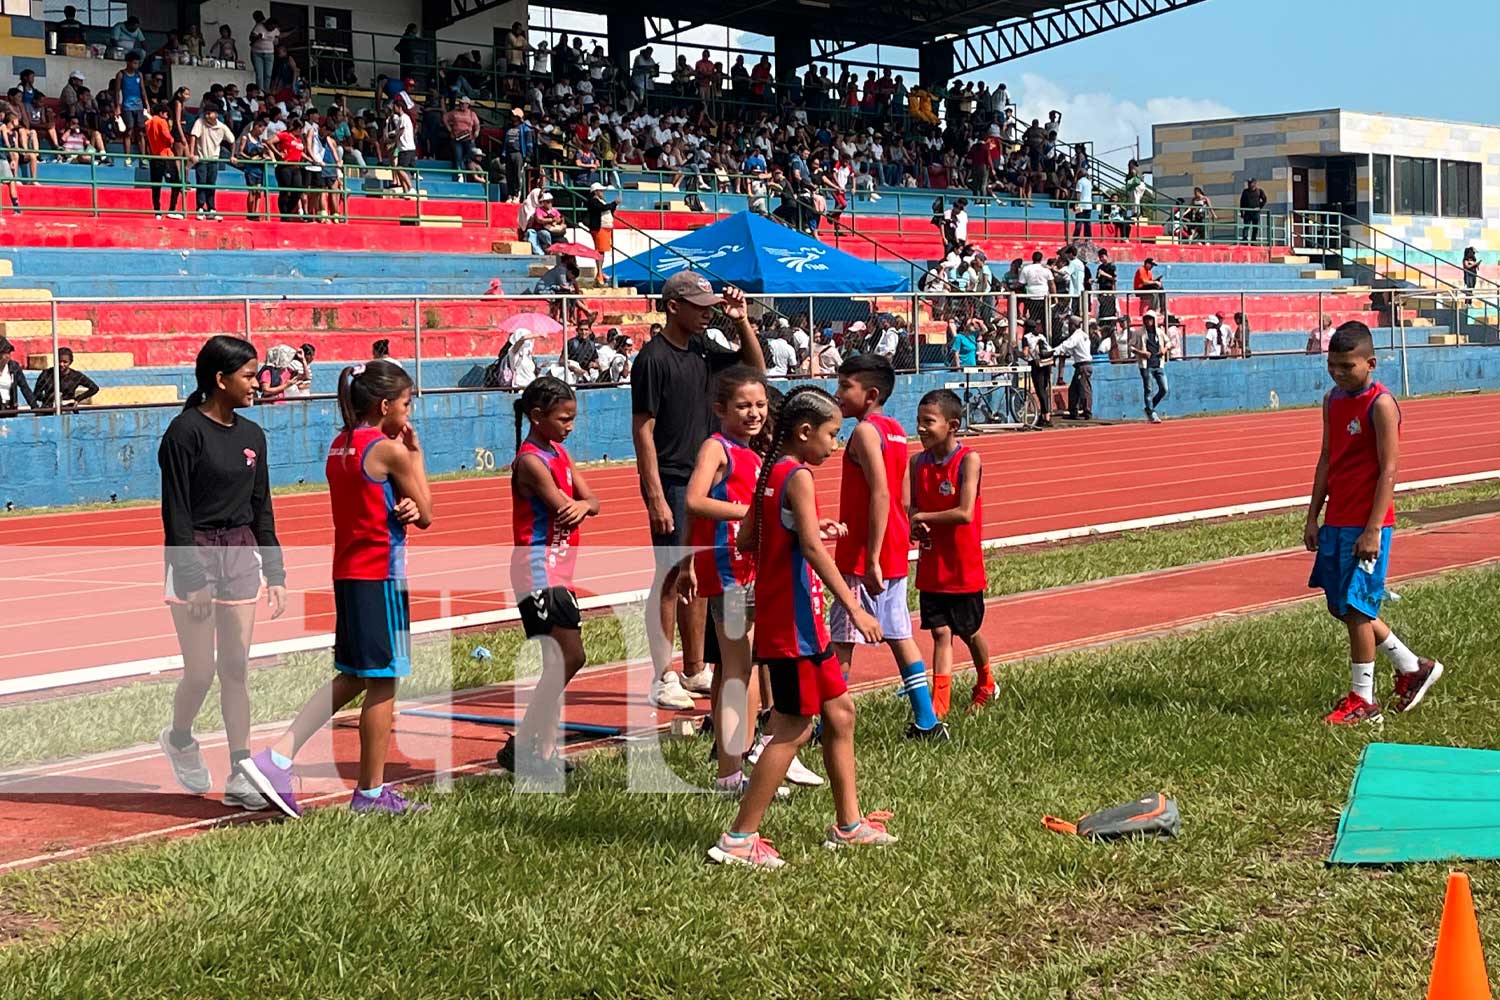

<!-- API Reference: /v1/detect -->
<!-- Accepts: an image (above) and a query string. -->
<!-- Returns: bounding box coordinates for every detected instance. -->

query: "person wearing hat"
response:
[502,107,534,204]
[585,181,620,261]
[1204,313,1227,359]
[525,190,565,255]
[0,338,35,415]
[60,70,86,121]
[1133,257,1164,316]
[1130,311,1171,423]
[631,272,765,709]
[444,95,480,180]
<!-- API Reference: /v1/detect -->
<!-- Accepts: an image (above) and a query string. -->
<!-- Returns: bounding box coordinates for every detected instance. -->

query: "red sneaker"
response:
[1391,658,1444,714]
[1324,691,1383,726]
[969,682,997,711]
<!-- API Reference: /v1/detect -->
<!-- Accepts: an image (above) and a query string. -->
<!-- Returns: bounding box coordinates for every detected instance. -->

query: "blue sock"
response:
[899,659,940,730]
[356,785,383,799]
[838,821,860,833]
[269,749,292,770]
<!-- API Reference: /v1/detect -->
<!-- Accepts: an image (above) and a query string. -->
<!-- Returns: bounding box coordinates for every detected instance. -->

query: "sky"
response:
[531,0,1497,164]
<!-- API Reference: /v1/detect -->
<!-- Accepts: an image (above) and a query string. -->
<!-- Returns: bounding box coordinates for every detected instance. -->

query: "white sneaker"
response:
[158,726,211,794]
[713,772,789,800]
[154,213,162,219]
[167,212,184,220]
[223,770,269,811]
[681,666,714,696]
[745,733,772,766]
[650,671,696,710]
[784,755,825,787]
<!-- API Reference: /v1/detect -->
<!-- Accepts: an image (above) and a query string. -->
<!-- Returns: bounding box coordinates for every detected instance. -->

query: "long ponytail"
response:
[336,359,412,452]
[747,384,837,555]
[185,335,258,411]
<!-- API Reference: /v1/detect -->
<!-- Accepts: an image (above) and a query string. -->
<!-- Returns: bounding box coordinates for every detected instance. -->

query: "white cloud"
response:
[1007,72,1235,169]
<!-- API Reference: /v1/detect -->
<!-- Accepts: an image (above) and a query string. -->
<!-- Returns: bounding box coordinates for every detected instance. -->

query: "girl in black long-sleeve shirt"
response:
[157,335,287,811]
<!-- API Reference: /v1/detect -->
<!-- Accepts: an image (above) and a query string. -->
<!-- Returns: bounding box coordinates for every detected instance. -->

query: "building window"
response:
[1441,160,1483,218]
[1394,156,1437,216]
[1371,154,1390,215]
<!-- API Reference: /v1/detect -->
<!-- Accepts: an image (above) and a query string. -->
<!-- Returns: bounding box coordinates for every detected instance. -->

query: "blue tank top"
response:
[120,71,144,110]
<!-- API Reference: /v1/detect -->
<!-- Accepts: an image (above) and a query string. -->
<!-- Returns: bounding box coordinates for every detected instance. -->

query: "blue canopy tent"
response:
[608,211,911,294]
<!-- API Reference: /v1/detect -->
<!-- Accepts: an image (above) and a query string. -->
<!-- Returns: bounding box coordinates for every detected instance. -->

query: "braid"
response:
[748,385,835,553]
[514,375,576,453]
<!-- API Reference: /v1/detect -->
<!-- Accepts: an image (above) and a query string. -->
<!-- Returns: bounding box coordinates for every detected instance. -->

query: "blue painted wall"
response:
[1,347,1494,510]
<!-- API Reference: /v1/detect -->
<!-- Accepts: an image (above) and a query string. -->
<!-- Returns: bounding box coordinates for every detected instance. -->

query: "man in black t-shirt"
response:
[631,270,765,710]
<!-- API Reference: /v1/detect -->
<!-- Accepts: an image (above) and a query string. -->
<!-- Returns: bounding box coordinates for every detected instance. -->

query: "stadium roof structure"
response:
[477,0,1212,74]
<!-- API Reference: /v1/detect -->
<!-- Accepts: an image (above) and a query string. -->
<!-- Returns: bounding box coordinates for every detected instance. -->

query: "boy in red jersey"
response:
[911,389,994,716]
[1305,321,1442,725]
[831,355,946,740]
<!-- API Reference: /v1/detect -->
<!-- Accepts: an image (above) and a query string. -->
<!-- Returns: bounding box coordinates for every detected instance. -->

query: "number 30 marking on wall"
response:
[473,447,496,471]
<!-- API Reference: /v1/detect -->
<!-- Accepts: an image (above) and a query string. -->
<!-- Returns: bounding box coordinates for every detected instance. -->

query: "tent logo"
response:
[765,246,830,272]
[658,244,744,273]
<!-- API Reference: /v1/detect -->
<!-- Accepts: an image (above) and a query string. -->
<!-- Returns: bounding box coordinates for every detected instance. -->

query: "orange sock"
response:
[975,662,994,689]
[932,675,952,718]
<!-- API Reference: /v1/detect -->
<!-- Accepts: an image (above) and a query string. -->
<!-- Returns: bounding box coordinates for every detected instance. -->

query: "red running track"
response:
[1,394,1497,690]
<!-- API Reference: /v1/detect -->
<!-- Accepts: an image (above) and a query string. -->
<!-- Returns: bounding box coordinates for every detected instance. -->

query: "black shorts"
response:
[333,579,411,678]
[518,585,581,638]
[396,149,417,169]
[164,525,262,604]
[919,591,986,638]
[305,169,328,189]
[650,477,691,574]
[122,108,146,132]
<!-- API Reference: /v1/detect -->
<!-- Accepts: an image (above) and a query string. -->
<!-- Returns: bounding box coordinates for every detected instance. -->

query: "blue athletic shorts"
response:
[1308,525,1392,620]
[829,574,913,643]
[333,579,411,678]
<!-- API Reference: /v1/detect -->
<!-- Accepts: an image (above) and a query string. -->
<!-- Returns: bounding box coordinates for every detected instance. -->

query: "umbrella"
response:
[497,312,564,337]
[547,241,603,262]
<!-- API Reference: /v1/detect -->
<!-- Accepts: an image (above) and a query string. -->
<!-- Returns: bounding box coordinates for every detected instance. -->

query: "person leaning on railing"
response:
[188,105,234,220]
[0,338,35,416]
[33,348,98,410]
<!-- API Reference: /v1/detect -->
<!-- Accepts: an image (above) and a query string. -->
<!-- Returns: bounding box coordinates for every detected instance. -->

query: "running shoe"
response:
[1392,658,1444,714]
[745,733,772,766]
[350,786,428,815]
[713,772,789,800]
[650,671,697,710]
[223,770,269,812]
[495,735,575,776]
[681,666,714,696]
[783,755,824,787]
[237,749,302,818]
[824,810,898,850]
[158,726,211,795]
[969,681,997,711]
[904,721,952,742]
[1323,691,1384,726]
[706,831,785,870]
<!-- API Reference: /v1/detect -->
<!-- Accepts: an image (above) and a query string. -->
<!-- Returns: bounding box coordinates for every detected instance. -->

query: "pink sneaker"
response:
[824,810,898,849]
[706,831,785,869]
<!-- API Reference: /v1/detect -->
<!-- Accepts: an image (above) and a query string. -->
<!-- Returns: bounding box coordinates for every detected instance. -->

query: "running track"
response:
[1,394,1498,693]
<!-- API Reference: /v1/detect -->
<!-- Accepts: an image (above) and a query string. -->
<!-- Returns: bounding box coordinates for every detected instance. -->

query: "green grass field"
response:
[0,561,1494,997]
[3,478,1497,771]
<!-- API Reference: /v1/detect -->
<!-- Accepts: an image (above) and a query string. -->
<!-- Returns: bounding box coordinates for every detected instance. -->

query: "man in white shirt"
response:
[875,322,900,361]
[1204,315,1225,358]
[1019,250,1054,326]
[766,329,798,376]
[949,198,969,248]
[1055,316,1093,420]
[1072,173,1093,241]
[390,104,416,194]
[1062,246,1086,316]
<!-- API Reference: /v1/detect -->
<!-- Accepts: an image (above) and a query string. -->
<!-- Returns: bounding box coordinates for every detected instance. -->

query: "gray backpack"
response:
[1044,792,1181,840]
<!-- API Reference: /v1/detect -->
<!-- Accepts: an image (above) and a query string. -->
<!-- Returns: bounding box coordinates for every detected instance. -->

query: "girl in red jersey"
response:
[910,389,993,717]
[707,386,896,869]
[495,376,599,780]
[240,360,433,818]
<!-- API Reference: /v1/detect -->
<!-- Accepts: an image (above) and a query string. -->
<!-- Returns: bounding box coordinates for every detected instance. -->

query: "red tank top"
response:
[835,412,911,578]
[913,444,986,593]
[753,457,829,659]
[326,426,405,580]
[510,439,580,592]
[1324,382,1398,529]
[688,433,761,598]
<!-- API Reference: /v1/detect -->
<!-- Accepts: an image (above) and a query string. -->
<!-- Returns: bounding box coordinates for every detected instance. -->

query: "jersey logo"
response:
[529,590,549,620]
[243,448,257,467]
[1346,418,1362,436]
[939,479,955,496]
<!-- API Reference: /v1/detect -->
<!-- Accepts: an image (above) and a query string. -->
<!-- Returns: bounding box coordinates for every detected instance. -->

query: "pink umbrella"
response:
[497,312,564,337]
[547,241,603,262]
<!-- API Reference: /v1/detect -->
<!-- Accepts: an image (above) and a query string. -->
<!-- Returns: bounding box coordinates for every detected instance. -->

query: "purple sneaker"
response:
[237,749,301,818]
[349,786,429,816]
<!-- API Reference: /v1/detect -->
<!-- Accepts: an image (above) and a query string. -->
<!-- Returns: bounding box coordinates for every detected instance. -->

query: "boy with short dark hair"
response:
[832,355,947,740]
[911,389,993,715]
[1305,321,1442,724]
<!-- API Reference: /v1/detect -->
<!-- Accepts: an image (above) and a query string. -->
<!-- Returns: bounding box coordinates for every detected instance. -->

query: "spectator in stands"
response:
[505,22,528,90]
[112,54,149,165]
[1204,314,1228,359]
[1056,315,1092,420]
[59,69,85,119]
[1020,250,1053,326]
[585,182,619,260]
[232,118,271,221]
[1307,317,1335,354]
[271,114,306,220]
[111,15,146,59]
[1463,247,1480,307]
[168,86,192,156]
[33,348,99,409]
[56,6,85,47]
[395,23,423,89]
[283,343,315,398]
[182,25,205,63]
[248,13,277,92]
[144,103,184,219]
[301,113,332,220]
[387,101,416,196]
[1062,245,1086,316]
[57,114,108,164]
[1095,247,1118,332]
[211,25,239,65]
[0,111,26,205]
[526,191,565,255]
[1131,311,1171,423]
[950,319,979,369]
[16,70,57,151]
[0,338,34,415]
[1239,178,1267,243]
[255,345,302,404]
[502,108,534,203]
[1020,319,1054,427]
[1134,257,1164,315]
[269,45,299,101]
[444,95,480,179]
[1072,170,1093,241]
[189,105,234,220]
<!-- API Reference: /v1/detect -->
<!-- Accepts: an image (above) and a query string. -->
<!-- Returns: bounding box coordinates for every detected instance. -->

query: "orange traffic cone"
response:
[1429,872,1493,1000]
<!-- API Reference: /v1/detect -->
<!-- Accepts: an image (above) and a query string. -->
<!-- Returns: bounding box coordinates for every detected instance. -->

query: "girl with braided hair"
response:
[707,386,898,869]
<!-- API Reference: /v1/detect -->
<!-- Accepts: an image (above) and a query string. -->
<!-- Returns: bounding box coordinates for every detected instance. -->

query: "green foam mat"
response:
[1330,742,1500,865]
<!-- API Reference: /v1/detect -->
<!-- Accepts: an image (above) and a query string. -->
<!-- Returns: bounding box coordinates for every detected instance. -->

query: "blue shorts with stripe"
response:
[1308,525,1392,620]
[333,579,411,678]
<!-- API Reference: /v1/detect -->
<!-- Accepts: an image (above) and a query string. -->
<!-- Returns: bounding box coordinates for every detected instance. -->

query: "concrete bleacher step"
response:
[1428,334,1469,345]
[1300,269,1341,280]
[1271,255,1310,265]
[491,241,533,255]
[1408,318,1436,327]
[417,216,466,229]
[90,385,178,405]
[25,350,133,370]
[653,201,690,212]
[624,180,678,193]
[0,260,12,277]
[0,319,93,339]
[0,288,52,301]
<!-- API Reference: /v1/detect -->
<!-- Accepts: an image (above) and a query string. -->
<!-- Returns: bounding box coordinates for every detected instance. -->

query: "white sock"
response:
[1351,661,1376,703]
[1379,633,1420,674]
